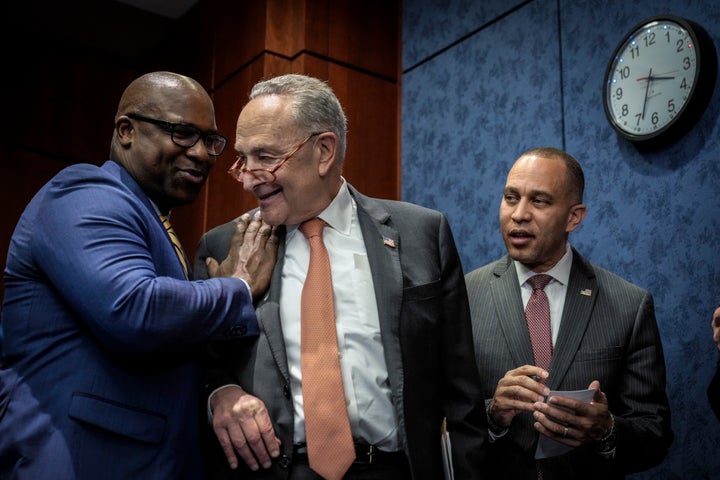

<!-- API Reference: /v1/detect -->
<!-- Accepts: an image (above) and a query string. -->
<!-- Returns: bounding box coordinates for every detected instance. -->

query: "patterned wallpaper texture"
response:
[402,0,720,478]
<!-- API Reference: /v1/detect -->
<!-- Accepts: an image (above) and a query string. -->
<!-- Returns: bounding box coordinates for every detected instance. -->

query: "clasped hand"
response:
[490,366,612,447]
[210,386,281,471]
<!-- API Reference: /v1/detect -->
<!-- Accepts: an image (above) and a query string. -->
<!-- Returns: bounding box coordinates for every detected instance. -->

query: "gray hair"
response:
[249,74,348,161]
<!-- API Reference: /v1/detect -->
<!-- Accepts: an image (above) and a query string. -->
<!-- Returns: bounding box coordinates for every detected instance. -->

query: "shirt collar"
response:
[287,178,352,236]
[514,242,573,287]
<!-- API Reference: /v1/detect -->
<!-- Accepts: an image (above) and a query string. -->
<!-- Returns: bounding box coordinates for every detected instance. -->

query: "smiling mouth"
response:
[179,168,206,182]
[255,187,281,200]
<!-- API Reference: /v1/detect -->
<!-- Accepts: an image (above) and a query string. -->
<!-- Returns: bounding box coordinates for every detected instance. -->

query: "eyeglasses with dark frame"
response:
[125,113,228,156]
[228,132,325,183]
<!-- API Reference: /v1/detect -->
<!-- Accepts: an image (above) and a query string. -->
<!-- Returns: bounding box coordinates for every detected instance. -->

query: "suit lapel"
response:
[349,187,404,392]
[548,249,597,389]
[492,257,536,367]
[259,227,291,384]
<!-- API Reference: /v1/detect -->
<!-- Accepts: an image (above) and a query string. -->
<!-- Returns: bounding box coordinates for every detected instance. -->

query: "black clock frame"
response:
[603,14,717,147]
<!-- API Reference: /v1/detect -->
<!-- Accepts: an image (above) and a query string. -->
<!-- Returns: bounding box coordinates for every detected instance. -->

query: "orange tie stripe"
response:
[160,215,189,280]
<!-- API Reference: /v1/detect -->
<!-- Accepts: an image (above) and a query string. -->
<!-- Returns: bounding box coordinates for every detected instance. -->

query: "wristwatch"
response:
[595,414,617,456]
[486,399,509,436]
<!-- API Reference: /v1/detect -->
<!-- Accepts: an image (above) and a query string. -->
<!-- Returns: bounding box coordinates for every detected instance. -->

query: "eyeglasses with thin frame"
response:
[228,132,325,183]
[126,113,228,156]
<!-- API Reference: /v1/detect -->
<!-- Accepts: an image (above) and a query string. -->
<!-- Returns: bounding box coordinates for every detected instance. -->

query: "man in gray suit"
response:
[195,74,486,480]
[465,147,672,479]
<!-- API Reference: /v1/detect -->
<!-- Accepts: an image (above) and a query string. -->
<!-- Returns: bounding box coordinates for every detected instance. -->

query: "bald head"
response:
[110,71,221,214]
[116,71,208,121]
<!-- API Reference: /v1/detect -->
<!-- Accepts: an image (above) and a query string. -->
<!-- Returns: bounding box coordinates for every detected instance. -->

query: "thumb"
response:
[206,257,220,278]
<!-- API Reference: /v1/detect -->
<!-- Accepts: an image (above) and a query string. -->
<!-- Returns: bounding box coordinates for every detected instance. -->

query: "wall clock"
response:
[603,15,717,146]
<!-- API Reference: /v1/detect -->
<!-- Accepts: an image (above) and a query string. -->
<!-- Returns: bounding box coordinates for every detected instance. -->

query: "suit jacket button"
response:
[283,384,291,398]
[278,456,291,469]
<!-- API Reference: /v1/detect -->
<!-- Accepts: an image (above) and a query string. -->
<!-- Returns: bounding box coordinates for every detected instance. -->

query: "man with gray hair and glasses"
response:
[195,73,487,480]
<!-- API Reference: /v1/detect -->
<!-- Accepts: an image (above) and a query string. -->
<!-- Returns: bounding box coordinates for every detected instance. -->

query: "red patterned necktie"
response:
[299,218,355,480]
[159,215,189,280]
[525,274,554,375]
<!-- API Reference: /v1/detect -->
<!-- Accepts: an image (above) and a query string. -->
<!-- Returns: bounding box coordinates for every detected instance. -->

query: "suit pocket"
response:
[68,392,166,445]
[404,279,441,301]
[574,346,623,362]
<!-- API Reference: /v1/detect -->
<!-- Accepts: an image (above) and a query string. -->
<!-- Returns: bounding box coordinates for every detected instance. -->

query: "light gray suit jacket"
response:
[195,185,488,479]
[464,248,672,480]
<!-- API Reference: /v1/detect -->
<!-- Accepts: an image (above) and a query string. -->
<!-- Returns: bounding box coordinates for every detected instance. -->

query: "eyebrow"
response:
[503,186,554,200]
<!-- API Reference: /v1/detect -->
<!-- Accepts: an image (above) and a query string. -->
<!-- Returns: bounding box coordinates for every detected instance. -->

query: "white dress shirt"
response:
[281,179,398,449]
[515,243,573,345]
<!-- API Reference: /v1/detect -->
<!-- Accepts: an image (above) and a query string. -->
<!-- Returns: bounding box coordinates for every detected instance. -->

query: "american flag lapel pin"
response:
[580,288,592,296]
[383,236,396,248]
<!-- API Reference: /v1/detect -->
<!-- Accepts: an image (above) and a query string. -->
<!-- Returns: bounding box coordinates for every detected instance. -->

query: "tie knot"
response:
[527,274,553,291]
[299,218,327,239]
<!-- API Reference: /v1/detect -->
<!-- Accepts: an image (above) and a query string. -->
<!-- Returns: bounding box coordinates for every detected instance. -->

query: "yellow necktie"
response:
[159,215,189,280]
[299,218,355,480]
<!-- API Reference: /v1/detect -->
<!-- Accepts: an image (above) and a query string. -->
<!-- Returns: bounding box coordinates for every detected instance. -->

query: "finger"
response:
[213,426,240,470]
[206,257,220,277]
[230,218,251,249]
[510,365,548,379]
[256,411,281,458]
[253,222,274,245]
[265,226,280,250]
[229,424,261,471]
[245,212,262,234]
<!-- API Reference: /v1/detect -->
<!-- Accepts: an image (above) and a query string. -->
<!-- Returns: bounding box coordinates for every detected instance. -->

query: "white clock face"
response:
[605,19,699,138]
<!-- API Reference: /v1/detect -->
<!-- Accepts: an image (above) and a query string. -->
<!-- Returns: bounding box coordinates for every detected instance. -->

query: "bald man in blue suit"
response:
[0,71,278,479]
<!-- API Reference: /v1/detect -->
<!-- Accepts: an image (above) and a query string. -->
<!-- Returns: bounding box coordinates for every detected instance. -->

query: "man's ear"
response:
[566,203,587,233]
[316,132,338,177]
[115,116,134,147]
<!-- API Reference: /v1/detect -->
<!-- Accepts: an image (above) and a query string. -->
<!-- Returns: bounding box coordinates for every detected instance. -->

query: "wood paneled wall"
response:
[172,0,401,262]
[0,0,399,301]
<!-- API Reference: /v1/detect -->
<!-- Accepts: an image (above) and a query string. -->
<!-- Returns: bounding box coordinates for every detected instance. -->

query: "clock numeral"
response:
[615,87,623,100]
[675,39,685,53]
[630,45,640,59]
[680,77,689,89]
[618,66,630,79]
[651,112,659,126]
[683,57,691,70]
[667,99,675,113]
[643,32,656,47]
[621,104,629,117]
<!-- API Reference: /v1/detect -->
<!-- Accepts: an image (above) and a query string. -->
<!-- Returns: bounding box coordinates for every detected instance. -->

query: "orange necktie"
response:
[160,215,189,280]
[299,218,355,480]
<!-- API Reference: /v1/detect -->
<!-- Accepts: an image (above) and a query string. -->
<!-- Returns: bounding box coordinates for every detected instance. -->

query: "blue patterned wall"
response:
[403,0,720,478]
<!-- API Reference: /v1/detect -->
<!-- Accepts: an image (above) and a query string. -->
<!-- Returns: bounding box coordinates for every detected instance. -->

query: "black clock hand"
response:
[636,69,678,81]
[641,68,652,120]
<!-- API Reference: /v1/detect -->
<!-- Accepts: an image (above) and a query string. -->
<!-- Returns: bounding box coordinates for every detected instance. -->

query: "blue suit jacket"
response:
[195,185,488,480]
[465,249,673,479]
[1,160,259,479]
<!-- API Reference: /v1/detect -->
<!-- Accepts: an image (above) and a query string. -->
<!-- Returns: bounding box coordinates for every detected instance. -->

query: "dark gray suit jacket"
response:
[464,249,672,480]
[195,185,488,479]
